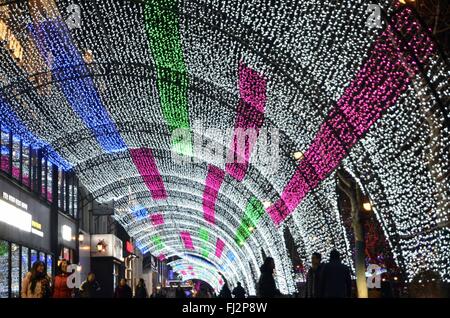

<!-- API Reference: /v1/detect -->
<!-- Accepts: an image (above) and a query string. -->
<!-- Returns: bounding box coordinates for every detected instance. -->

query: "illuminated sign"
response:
[0,198,32,232]
[90,234,123,261]
[62,225,72,242]
[126,241,134,254]
[32,220,42,230]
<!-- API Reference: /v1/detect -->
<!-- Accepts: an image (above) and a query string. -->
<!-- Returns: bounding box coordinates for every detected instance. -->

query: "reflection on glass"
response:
[1,128,10,173]
[11,244,20,298]
[41,157,47,199]
[46,255,52,277]
[22,143,30,187]
[22,247,29,278]
[47,160,53,202]
[12,137,20,180]
[39,252,45,263]
[30,249,38,267]
[0,241,9,298]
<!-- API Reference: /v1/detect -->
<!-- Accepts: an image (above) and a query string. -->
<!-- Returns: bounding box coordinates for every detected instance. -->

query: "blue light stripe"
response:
[0,95,71,169]
[28,20,126,153]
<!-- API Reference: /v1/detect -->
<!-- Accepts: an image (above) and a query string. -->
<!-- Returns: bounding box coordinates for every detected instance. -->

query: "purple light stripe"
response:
[181,231,194,250]
[151,213,165,226]
[215,238,225,258]
[203,165,225,224]
[226,63,267,181]
[129,148,167,200]
[268,8,436,225]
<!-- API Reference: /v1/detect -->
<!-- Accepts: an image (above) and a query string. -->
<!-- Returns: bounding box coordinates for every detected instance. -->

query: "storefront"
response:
[90,234,124,298]
[57,212,77,263]
[0,177,52,298]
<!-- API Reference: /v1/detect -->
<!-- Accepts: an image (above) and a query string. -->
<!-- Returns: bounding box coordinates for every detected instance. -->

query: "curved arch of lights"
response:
[0,0,448,295]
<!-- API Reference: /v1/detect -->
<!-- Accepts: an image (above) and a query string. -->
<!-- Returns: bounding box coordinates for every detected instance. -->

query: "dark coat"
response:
[218,285,232,298]
[305,264,323,298]
[319,260,352,298]
[232,285,246,298]
[258,269,280,297]
[114,285,133,298]
[79,280,101,298]
[135,285,148,298]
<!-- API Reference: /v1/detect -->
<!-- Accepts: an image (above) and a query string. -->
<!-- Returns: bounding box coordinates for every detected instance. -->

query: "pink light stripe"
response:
[203,165,225,224]
[268,8,436,225]
[181,231,194,250]
[129,148,167,200]
[151,213,165,226]
[226,63,267,181]
[215,238,225,258]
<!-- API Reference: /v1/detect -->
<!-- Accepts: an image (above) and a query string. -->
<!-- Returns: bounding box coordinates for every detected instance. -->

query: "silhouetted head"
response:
[261,257,275,273]
[312,252,322,268]
[237,282,242,287]
[119,278,127,287]
[330,250,341,262]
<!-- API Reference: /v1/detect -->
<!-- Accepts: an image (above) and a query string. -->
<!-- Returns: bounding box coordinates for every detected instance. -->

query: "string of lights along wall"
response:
[0,0,448,293]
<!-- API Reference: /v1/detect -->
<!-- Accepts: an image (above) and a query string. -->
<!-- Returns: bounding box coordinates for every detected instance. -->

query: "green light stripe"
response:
[151,235,165,251]
[235,197,265,245]
[199,228,209,257]
[144,0,192,156]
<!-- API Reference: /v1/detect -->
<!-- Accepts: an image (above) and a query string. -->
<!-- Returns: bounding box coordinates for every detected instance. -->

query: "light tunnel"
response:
[0,0,448,298]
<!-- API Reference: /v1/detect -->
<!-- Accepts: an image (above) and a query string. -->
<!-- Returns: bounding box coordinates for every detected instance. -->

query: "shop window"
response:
[30,148,38,193]
[39,252,45,264]
[58,169,65,212]
[1,129,10,173]
[41,157,47,200]
[46,255,52,277]
[21,247,29,276]
[11,137,20,180]
[30,249,38,266]
[22,143,31,187]
[10,244,20,298]
[47,160,53,202]
[0,241,9,298]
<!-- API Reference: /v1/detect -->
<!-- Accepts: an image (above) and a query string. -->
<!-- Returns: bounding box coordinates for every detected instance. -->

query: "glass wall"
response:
[1,128,10,173]
[11,244,20,298]
[22,143,30,187]
[0,241,52,298]
[0,126,80,217]
[11,138,20,181]
[0,240,9,298]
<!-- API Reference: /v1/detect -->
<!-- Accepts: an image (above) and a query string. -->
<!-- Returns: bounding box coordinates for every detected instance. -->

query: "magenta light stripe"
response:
[215,238,225,258]
[181,231,194,250]
[151,213,165,226]
[158,254,166,261]
[226,63,267,181]
[203,165,225,224]
[268,8,436,225]
[129,148,167,200]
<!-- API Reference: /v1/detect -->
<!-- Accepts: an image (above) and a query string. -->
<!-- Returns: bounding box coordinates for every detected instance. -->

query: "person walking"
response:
[114,278,133,298]
[218,282,232,298]
[232,282,247,298]
[135,279,148,298]
[79,272,101,298]
[319,250,352,298]
[52,259,73,298]
[175,285,187,298]
[258,257,281,297]
[305,252,324,298]
[150,287,158,298]
[21,261,52,298]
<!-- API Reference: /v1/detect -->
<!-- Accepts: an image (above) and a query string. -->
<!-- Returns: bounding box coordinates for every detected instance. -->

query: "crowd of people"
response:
[19,249,356,299]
